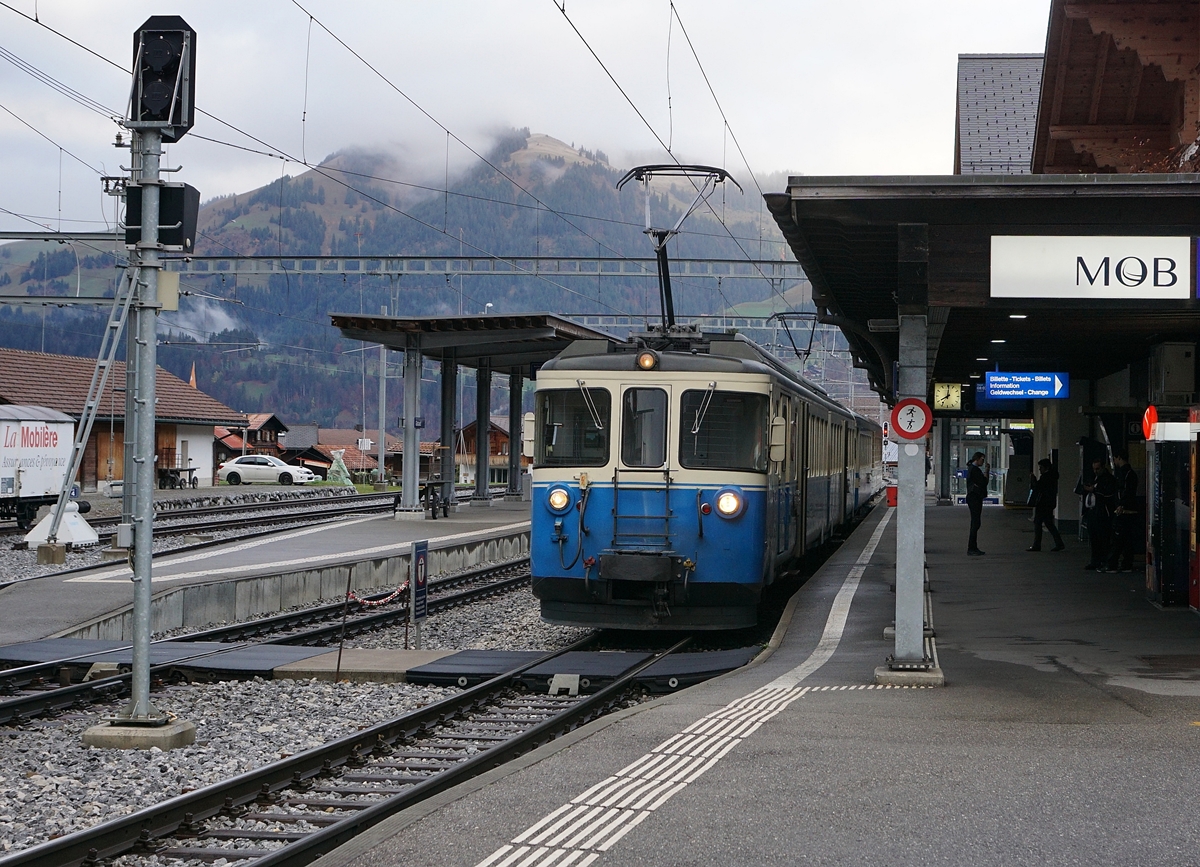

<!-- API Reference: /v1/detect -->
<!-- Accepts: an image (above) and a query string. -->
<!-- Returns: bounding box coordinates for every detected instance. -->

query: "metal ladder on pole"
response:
[45,266,141,544]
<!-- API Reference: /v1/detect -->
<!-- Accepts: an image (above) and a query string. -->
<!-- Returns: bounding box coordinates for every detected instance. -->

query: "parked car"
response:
[217,455,316,486]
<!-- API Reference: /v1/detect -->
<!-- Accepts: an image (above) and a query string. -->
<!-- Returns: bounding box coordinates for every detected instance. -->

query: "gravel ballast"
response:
[0,678,455,854]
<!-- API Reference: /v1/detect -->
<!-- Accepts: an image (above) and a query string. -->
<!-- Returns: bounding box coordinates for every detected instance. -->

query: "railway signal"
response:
[130,16,195,142]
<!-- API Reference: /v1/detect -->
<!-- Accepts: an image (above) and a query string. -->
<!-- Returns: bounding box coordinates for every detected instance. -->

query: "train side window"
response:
[621,387,669,467]
[535,387,611,468]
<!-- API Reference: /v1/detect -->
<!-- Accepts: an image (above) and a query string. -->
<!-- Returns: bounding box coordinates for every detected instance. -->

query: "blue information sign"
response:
[985,371,1069,400]
[412,540,428,621]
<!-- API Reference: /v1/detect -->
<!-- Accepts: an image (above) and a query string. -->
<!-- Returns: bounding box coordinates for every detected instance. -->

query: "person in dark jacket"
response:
[1106,451,1139,572]
[1080,457,1117,570]
[966,451,989,556]
[1027,458,1065,552]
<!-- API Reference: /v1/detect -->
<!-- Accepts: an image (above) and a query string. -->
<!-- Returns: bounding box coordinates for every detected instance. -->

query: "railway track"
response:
[0,634,685,867]
[0,558,533,726]
[3,486,511,542]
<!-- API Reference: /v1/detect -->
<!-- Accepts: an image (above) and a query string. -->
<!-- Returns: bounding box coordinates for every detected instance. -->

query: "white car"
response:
[217,455,316,486]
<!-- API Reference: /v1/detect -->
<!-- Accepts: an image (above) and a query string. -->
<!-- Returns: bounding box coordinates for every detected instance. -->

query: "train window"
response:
[679,390,769,472]
[535,387,611,467]
[621,388,669,467]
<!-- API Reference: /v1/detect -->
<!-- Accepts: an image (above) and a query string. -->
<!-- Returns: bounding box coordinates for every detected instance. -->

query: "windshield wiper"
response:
[690,381,717,434]
[577,379,604,430]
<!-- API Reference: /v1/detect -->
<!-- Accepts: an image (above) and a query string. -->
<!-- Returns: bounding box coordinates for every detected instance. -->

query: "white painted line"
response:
[66,519,531,584]
[472,509,896,867]
[765,508,894,689]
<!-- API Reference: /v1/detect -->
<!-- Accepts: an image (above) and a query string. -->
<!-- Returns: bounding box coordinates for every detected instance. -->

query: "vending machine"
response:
[1146,422,1192,607]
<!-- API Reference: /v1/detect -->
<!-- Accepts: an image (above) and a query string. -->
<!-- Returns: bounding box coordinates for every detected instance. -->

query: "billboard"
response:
[991,236,1192,300]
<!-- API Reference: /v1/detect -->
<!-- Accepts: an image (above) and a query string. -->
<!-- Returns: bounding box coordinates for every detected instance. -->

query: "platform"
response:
[0,503,530,644]
[313,503,1200,867]
[0,637,331,676]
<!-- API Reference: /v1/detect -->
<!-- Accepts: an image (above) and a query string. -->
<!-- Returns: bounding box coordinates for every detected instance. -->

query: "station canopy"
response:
[329,312,624,375]
[765,173,1200,396]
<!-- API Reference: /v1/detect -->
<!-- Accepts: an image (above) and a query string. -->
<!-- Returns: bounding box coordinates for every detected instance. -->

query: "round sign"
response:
[1143,405,1158,440]
[890,398,933,440]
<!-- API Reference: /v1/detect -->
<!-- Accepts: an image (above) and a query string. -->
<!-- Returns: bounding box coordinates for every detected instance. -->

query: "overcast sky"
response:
[0,1,1050,234]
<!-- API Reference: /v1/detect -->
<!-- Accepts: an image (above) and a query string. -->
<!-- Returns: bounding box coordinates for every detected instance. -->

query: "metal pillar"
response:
[399,337,422,512]
[376,306,388,489]
[506,373,523,499]
[473,360,491,502]
[894,314,928,665]
[889,222,930,670]
[440,349,457,507]
[937,418,952,504]
[123,129,163,722]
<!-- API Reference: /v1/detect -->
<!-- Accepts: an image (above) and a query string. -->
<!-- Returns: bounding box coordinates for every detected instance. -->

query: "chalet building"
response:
[452,416,530,487]
[0,347,245,491]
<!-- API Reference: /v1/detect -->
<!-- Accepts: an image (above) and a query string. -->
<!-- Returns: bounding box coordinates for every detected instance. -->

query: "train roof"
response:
[542,327,871,421]
[0,405,74,423]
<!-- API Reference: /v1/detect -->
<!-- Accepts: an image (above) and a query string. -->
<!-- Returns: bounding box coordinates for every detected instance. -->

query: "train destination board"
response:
[985,371,1069,400]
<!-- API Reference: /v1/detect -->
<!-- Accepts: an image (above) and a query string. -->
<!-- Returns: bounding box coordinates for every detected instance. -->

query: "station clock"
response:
[933,382,962,411]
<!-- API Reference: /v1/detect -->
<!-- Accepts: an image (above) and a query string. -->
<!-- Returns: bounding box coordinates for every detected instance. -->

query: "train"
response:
[525,326,884,631]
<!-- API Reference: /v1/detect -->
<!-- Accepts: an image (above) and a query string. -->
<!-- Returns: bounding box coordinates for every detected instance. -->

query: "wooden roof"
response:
[1032,0,1200,172]
[0,347,246,427]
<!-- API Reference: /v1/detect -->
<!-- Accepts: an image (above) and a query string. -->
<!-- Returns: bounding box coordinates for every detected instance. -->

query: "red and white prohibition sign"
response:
[890,398,933,440]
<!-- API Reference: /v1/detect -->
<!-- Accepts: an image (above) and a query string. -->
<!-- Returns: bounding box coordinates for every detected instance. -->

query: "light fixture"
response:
[636,350,659,371]
[976,357,988,361]
[990,339,1006,344]
[1008,314,1027,319]
[969,374,981,379]
[547,487,571,512]
[714,488,744,518]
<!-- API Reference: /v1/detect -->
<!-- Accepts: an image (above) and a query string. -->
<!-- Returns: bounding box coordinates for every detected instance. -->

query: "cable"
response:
[552,1,792,313]
[0,43,120,120]
[0,4,777,317]
[0,100,104,175]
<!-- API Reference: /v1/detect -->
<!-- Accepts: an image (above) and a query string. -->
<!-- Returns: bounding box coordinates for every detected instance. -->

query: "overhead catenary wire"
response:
[0,4,632,316]
[551,1,792,313]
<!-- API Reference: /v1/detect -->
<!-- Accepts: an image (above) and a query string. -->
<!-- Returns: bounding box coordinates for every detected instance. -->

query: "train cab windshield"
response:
[536,387,611,467]
[679,390,769,473]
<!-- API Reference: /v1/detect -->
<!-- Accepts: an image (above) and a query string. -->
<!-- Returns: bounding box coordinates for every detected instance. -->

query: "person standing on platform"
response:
[1106,451,1139,572]
[966,451,989,556]
[1080,457,1116,571]
[1027,458,1065,552]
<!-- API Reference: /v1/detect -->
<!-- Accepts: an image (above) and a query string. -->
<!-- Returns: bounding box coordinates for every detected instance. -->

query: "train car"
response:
[526,327,883,631]
[0,405,74,529]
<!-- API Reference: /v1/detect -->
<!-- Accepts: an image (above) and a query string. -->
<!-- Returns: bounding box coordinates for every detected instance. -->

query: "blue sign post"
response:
[985,371,1070,400]
[409,540,428,648]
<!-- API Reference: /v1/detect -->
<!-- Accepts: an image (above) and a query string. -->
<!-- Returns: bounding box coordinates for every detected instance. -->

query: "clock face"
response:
[933,382,961,410]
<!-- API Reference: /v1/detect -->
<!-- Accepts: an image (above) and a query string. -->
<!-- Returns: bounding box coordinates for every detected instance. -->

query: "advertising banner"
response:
[991,236,1192,300]
[0,417,73,498]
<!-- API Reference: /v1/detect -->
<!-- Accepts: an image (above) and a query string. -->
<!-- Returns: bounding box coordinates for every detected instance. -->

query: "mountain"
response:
[0,130,808,429]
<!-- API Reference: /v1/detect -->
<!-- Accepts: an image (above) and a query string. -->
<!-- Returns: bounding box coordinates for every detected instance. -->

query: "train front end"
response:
[529,347,771,630]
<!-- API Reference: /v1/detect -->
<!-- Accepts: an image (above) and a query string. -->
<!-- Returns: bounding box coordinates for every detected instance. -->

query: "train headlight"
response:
[636,350,659,371]
[715,488,744,518]
[547,487,571,512]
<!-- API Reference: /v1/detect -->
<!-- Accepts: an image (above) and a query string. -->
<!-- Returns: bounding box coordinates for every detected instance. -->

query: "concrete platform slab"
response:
[273,649,457,683]
[310,502,1200,867]
[0,505,530,644]
[0,637,331,676]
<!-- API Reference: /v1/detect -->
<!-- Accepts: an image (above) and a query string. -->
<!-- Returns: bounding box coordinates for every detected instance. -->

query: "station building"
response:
[0,347,245,491]
[767,0,1200,644]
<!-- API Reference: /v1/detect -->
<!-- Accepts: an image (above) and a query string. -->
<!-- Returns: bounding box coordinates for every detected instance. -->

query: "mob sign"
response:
[985,371,1069,400]
[990,236,1192,300]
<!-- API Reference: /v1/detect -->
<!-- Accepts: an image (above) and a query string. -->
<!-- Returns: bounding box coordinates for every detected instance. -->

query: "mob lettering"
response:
[1076,255,1177,288]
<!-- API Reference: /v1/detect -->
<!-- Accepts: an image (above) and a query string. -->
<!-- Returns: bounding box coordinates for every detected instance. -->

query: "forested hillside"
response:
[0,131,810,429]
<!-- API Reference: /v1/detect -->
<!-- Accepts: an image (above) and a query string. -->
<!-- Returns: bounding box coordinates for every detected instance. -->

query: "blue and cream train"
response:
[526,327,884,631]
